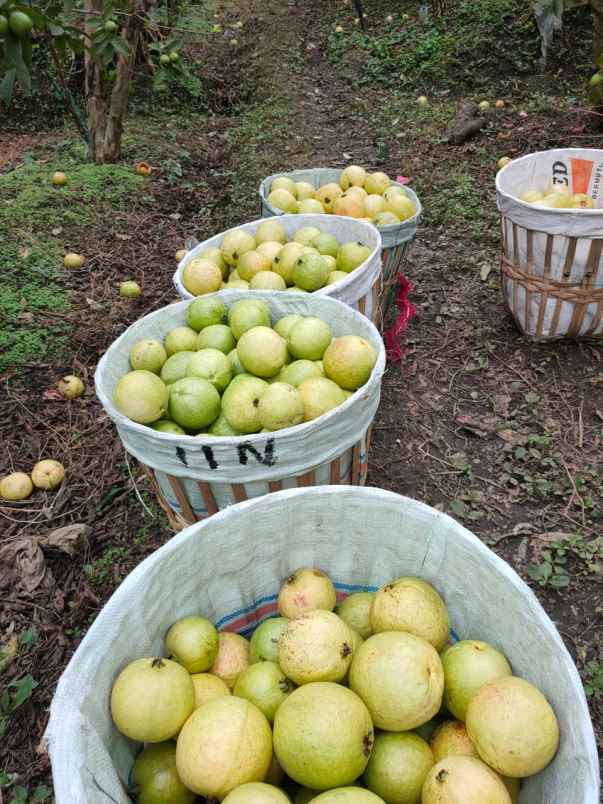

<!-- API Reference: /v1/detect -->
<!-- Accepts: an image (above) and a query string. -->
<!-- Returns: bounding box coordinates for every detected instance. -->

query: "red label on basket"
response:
[570,158,594,195]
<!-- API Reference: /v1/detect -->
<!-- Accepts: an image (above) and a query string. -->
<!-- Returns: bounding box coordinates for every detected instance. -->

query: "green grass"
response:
[0,146,148,372]
[327,0,592,94]
[0,239,70,372]
[0,161,145,233]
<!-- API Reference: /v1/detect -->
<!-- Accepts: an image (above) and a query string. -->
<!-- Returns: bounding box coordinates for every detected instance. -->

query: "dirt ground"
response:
[0,0,601,797]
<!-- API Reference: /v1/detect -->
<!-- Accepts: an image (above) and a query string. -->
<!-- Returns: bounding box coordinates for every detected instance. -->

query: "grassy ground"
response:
[0,0,601,800]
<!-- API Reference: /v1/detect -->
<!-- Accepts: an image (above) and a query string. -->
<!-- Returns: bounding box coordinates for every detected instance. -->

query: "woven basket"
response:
[95,291,385,531]
[497,149,603,341]
[259,168,422,315]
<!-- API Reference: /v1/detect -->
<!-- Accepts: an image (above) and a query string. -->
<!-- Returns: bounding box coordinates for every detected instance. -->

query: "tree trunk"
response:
[85,0,106,162]
[101,1,152,162]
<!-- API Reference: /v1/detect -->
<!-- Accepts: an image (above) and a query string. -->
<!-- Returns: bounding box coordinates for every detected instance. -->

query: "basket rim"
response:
[174,213,383,301]
[258,167,423,230]
[94,291,386,447]
[496,148,603,215]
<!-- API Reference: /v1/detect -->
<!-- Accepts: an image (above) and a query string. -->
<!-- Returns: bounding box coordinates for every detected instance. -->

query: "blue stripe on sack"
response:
[215,593,279,629]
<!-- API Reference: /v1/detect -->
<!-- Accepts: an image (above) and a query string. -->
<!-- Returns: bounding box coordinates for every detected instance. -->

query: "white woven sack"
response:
[174,214,383,323]
[497,149,603,337]
[95,291,385,517]
[45,486,600,804]
[259,168,422,251]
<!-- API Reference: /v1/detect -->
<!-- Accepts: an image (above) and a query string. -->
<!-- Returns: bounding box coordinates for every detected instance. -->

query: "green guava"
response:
[370,577,450,652]
[279,359,322,388]
[221,376,269,433]
[273,242,305,284]
[168,377,221,431]
[349,632,444,731]
[129,339,168,374]
[249,617,289,664]
[293,226,322,246]
[421,756,512,804]
[132,742,195,804]
[165,616,219,674]
[186,349,232,392]
[160,351,195,385]
[233,661,295,722]
[256,220,287,245]
[176,697,272,797]
[228,300,272,340]
[274,314,304,340]
[323,336,377,391]
[337,242,371,273]
[278,567,336,619]
[187,297,227,331]
[222,782,291,804]
[221,229,257,266]
[208,413,243,436]
[164,326,198,356]
[441,640,512,721]
[151,419,186,435]
[190,673,231,709]
[336,592,374,640]
[288,317,332,361]
[292,253,329,291]
[363,732,434,804]
[113,370,168,424]
[258,382,304,431]
[197,324,236,354]
[273,682,374,790]
[298,377,345,421]
[278,610,354,685]
[237,326,287,378]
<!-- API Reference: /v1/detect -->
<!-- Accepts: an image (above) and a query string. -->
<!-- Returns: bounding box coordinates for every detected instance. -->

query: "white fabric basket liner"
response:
[94,291,385,484]
[259,168,422,250]
[45,486,600,803]
[173,215,383,321]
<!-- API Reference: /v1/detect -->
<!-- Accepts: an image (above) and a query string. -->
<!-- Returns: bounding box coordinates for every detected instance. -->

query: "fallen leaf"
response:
[456,415,498,437]
[115,233,131,241]
[595,409,603,421]
[41,523,90,556]
[85,297,104,311]
[496,429,526,445]
[51,227,63,236]
[480,262,492,281]
[343,152,352,160]
[17,312,34,324]
[18,246,32,258]
[0,539,49,594]
[42,389,64,401]
[169,213,182,221]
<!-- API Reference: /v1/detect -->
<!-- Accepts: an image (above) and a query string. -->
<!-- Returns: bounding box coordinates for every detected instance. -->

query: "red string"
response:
[383,275,416,362]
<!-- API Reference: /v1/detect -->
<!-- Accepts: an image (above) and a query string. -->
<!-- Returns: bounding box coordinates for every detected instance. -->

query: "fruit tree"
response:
[0,0,184,162]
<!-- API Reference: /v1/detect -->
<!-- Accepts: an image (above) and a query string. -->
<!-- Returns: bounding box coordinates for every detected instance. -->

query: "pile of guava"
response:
[111,567,560,804]
[181,218,373,296]
[265,167,417,228]
[112,297,378,436]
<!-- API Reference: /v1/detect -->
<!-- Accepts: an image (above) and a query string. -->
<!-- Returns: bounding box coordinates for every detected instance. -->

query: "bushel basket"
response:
[95,291,385,530]
[259,169,422,315]
[497,148,603,340]
[174,214,383,325]
[46,486,600,803]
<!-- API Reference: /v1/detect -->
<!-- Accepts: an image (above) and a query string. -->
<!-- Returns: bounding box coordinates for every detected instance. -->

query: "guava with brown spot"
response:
[233,661,295,722]
[273,682,374,790]
[421,755,511,803]
[465,676,559,778]
[370,577,450,652]
[209,632,250,688]
[278,610,354,685]
[278,567,336,619]
[349,632,444,731]
[176,696,272,798]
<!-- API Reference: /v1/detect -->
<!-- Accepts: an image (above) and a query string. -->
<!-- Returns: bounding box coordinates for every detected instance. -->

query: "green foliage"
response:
[0,771,51,804]
[0,675,38,737]
[528,535,603,588]
[327,0,549,91]
[583,659,603,698]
